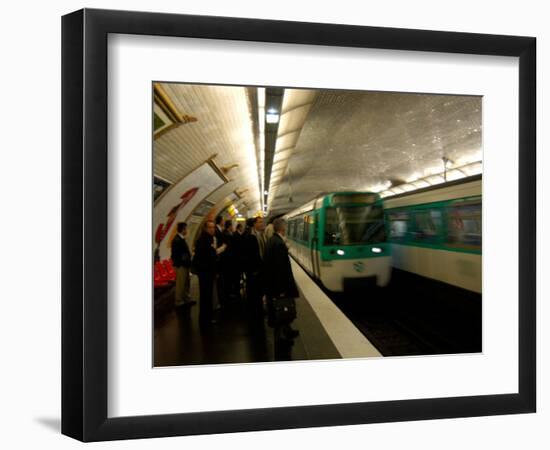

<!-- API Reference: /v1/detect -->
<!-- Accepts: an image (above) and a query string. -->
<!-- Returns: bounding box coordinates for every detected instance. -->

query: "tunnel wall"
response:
[153,162,225,260]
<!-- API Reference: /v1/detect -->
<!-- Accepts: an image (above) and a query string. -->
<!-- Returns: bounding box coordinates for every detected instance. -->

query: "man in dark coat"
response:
[243,216,265,315]
[232,222,245,288]
[214,215,228,308]
[170,222,195,308]
[192,220,219,328]
[214,215,226,249]
[263,218,300,341]
[221,220,240,301]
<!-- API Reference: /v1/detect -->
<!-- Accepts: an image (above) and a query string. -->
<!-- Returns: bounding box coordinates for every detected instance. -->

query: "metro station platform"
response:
[153,260,381,367]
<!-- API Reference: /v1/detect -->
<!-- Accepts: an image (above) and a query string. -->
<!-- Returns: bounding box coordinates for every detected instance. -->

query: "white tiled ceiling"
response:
[154,84,481,220]
[154,83,261,213]
[268,89,481,216]
[267,89,317,205]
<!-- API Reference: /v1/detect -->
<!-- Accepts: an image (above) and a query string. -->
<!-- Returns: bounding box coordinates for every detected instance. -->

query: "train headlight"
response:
[336,249,345,256]
[371,247,382,254]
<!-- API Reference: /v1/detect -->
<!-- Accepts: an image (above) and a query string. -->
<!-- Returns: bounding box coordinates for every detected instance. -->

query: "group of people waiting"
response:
[170,215,300,343]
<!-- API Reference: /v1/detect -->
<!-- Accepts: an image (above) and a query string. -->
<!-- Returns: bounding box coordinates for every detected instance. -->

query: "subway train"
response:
[384,175,482,293]
[284,192,391,292]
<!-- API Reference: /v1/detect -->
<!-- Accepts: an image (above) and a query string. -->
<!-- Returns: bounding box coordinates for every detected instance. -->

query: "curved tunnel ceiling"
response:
[153,83,261,213]
[153,83,481,221]
[205,181,250,218]
[268,89,317,206]
[267,90,481,216]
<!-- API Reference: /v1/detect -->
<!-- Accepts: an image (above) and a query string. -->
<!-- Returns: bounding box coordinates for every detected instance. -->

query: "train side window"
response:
[303,216,310,241]
[447,202,482,249]
[296,217,304,241]
[411,209,443,243]
[388,211,409,241]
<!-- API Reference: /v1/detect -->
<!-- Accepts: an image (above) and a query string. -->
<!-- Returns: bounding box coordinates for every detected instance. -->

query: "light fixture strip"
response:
[375,159,482,198]
[257,88,266,211]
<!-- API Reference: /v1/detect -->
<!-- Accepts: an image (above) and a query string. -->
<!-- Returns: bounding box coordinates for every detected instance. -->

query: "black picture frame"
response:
[61,8,536,442]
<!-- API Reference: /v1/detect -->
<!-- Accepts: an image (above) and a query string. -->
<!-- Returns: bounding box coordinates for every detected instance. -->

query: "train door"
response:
[311,210,321,279]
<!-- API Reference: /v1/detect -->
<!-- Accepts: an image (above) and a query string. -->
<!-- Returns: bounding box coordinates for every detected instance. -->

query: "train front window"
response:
[324,205,385,245]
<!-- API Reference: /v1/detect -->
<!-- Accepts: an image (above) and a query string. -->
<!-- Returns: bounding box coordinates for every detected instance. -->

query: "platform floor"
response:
[154,273,341,367]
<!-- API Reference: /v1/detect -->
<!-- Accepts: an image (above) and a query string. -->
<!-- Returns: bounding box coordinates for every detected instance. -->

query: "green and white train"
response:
[284,192,392,292]
[283,178,481,294]
[384,176,481,293]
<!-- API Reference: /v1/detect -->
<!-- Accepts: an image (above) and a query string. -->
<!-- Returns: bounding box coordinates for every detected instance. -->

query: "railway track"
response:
[328,282,481,357]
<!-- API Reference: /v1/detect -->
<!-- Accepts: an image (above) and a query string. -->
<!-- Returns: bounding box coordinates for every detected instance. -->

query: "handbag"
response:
[271,295,297,325]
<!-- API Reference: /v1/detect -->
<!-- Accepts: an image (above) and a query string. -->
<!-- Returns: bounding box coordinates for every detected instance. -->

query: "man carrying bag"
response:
[262,218,300,343]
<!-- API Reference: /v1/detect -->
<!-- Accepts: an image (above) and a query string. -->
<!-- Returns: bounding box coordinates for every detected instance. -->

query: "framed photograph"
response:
[61,8,536,442]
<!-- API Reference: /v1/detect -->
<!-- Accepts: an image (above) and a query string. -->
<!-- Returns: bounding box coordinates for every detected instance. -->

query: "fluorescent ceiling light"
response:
[425,175,445,185]
[399,184,416,192]
[412,180,430,189]
[257,88,265,109]
[266,111,279,124]
[445,169,464,181]
[461,162,482,176]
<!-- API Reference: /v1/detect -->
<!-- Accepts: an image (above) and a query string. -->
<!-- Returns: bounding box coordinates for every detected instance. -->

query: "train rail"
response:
[325,273,482,357]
